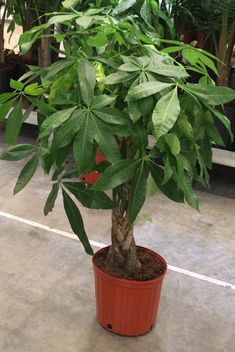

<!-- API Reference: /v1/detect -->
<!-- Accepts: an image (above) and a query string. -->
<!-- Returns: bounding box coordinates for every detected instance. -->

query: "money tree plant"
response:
[1,4,235,278]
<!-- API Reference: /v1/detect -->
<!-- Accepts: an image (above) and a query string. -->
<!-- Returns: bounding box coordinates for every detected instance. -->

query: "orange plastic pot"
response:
[92,246,167,336]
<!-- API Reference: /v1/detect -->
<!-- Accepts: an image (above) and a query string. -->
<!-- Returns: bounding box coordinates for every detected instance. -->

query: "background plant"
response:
[0,1,235,277]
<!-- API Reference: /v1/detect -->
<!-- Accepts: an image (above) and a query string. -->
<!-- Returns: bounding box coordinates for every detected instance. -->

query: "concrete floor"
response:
[0,126,235,352]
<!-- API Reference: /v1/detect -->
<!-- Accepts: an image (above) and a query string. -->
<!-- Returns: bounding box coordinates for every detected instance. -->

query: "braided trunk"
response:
[106,184,141,278]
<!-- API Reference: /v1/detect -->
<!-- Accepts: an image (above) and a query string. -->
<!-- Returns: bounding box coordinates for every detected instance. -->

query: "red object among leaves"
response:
[80,149,105,185]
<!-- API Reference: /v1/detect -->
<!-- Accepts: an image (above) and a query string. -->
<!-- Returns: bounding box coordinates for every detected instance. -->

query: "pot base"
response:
[93,246,167,336]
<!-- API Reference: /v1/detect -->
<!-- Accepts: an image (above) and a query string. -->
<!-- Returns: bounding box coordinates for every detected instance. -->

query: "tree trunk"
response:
[0,36,5,65]
[106,206,141,278]
[217,63,229,86]
[0,2,7,65]
[39,33,51,68]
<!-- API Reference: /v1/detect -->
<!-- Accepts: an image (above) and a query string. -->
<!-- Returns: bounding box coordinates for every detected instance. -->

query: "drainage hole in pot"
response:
[106,324,112,330]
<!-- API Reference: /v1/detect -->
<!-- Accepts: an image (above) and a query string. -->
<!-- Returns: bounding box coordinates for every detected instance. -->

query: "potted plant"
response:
[1,2,235,336]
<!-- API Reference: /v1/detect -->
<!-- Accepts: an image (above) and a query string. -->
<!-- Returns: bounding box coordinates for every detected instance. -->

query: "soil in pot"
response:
[93,246,165,281]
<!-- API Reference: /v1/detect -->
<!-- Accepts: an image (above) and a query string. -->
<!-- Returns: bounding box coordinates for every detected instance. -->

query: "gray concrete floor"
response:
[0,126,235,352]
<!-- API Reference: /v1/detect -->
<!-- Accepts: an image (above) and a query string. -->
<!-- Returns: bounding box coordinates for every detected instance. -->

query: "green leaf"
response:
[28,97,56,115]
[165,133,181,156]
[63,182,116,209]
[140,96,154,117]
[186,84,235,105]
[14,154,39,194]
[62,0,81,8]
[152,87,180,139]
[76,16,93,29]
[44,60,75,80]
[19,26,44,54]
[73,116,95,174]
[93,107,127,125]
[177,116,194,141]
[182,48,218,76]
[128,160,149,224]
[51,109,86,151]
[44,183,59,216]
[103,71,136,85]
[118,63,140,72]
[62,190,93,255]
[181,176,199,210]
[131,122,148,154]
[91,116,120,163]
[143,214,153,223]
[113,0,136,15]
[24,83,44,96]
[206,125,225,146]
[10,79,24,91]
[146,173,157,197]
[207,106,233,140]
[87,33,108,48]
[5,100,23,145]
[0,92,17,105]
[91,95,116,109]
[0,97,17,121]
[92,159,139,191]
[147,64,188,78]
[140,0,152,25]
[148,161,184,203]
[54,144,71,168]
[1,144,36,161]
[47,14,78,26]
[78,59,96,106]
[39,107,77,139]
[163,156,174,184]
[161,46,185,54]
[126,82,173,101]
[128,101,142,123]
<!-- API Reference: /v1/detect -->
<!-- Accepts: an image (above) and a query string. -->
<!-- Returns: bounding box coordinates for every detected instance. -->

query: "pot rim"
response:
[93,245,167,287]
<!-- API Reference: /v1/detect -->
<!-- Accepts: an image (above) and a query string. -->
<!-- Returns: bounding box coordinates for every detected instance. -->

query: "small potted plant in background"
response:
[1,1,235,336]
[7,0,64,69]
